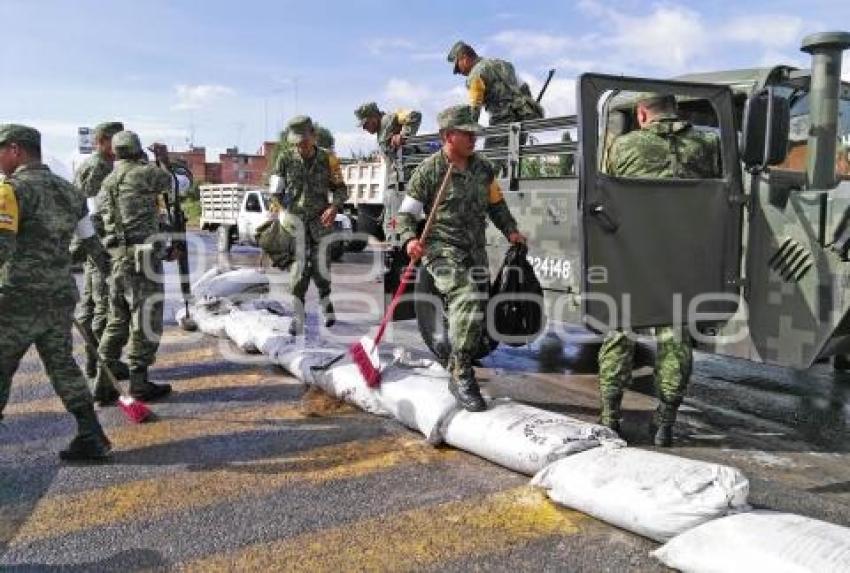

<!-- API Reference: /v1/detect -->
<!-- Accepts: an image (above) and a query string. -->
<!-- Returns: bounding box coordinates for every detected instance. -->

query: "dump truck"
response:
[392,31,850,370]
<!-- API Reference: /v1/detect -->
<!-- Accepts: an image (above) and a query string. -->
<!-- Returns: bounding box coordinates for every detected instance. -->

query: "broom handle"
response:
[372,165,454,345]
[72,318,122,390]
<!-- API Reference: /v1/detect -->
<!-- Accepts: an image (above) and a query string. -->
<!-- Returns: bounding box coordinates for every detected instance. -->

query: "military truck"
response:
[340,158,389,250]
[394,31,850,370]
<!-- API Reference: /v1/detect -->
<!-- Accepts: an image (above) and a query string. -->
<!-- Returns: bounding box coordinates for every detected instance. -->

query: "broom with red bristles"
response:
[350,165,454,388]
[72,318,152,423]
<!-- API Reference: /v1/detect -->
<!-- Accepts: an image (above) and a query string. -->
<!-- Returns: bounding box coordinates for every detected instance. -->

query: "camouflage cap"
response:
[286,115,314,144]
[447,40,473,74]
[437,104,482,133]
[354,102,381,126]
[111,130,143,155]
[0,124,41,148]
[93,121,124,139]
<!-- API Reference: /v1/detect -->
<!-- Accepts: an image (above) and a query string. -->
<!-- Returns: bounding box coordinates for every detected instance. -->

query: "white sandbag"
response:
[191,265,226,295]
[652,511,850,573]
[442,400,624,476]
[531,446,750,542]
[311,361,390,416]
[195,268,269,300]
[176,301,232,337]
[375,361,458,444]
[223,308,292,353]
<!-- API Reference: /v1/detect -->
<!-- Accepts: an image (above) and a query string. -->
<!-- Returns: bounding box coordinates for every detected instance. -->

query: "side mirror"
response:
[741,88,790,168]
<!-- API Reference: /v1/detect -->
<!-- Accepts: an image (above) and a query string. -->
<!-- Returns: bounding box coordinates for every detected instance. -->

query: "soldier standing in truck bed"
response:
[354,102,422,161]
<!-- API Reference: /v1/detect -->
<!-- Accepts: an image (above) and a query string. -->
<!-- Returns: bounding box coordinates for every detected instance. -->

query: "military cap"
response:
[93,121,124,139]
[112,130,143,155]
[437,104,482,133]
[447,40,473,74]
[286,115,315,144]
[354,102,381,126]
[0,124,41,148]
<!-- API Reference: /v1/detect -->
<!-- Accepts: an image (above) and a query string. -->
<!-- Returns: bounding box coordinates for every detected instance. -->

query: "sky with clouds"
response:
[1,0,848,177]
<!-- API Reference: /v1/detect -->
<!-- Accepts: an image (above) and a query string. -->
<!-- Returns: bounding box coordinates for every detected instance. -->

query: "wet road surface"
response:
[1,231,848,571]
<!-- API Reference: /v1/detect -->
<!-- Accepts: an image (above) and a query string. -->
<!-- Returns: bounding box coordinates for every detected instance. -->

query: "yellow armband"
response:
[468,76,485,107]
[0,183,19,233]
[488,181,504,204]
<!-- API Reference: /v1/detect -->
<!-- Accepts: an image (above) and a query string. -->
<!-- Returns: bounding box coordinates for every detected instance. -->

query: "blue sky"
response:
[1,0,848,177]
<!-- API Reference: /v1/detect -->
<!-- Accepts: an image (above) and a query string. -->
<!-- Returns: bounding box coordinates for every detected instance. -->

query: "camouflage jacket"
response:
[74,151,113,237]
[272,146,348,237]
[467,57,543,124]
[378,109,422,157]
[98,159,173,249]
[0,163,91,303]
[398,150,518,265]
[607,116,722,179]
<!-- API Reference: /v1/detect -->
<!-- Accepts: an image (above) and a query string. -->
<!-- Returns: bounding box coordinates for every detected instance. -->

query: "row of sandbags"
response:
[178,267,850,572]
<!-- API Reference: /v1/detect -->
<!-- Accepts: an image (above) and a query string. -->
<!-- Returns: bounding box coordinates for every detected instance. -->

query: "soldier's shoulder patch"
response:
[0,182,20,233]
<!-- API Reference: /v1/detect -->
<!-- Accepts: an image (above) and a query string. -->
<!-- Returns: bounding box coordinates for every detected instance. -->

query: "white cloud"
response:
[334,131,377,156]
[173,84,235,111]
[366,37,416,56]
[491,30,572,58]
[384,79,433,109]
[725,15,804,49]
[522,75,577,118]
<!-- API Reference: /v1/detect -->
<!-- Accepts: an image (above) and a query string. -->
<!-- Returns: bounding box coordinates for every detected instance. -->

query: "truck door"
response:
[577,74,745,330]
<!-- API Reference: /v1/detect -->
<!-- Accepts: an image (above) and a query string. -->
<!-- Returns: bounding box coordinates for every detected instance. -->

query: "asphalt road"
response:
[1,232,848,571]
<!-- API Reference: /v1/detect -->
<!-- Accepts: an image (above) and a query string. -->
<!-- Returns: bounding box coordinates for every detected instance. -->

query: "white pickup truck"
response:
[199,183,352,259]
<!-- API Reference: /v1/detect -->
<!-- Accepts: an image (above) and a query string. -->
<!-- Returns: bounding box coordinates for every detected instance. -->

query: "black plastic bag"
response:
[490,244,545,346]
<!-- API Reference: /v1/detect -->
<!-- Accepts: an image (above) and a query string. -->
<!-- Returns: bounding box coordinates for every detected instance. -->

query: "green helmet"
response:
[112,130,143,155]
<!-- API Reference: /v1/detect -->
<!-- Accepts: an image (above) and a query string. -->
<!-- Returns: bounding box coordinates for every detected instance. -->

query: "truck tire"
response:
[414,265,497,363]
[358,205,385,242]
[217,225,233,253]
[346,216,368,253]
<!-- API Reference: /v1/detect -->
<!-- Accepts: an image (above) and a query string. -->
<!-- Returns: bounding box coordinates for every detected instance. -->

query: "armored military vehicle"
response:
[392,31,850,370]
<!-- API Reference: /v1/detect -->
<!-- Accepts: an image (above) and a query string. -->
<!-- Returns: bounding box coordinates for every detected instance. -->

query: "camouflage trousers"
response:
[290,233,331,303]
[98,254,163,370]
[74,258,110,363]
[0,298,93,419]
[427,257,489,355]
[598,326,693,423]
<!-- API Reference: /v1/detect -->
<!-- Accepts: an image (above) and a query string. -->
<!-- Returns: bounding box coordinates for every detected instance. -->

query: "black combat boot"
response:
[112,361,131,381]
[598,391,623,434]
[59,404,112,462]
[129,368,172,401]
[320,296,336,328]
[651,400,681,447]
[448,352,487,412]
[92,365,120,407]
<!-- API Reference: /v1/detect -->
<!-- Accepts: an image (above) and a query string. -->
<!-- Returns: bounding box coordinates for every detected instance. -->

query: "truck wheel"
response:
[358,206,385,242]
[414,265,497,363]
[217,225,233,253]
[346,216,368,253]
[329,240,345,262]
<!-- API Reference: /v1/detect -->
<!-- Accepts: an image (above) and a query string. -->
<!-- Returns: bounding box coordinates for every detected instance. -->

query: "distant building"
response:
[168,142,278,186]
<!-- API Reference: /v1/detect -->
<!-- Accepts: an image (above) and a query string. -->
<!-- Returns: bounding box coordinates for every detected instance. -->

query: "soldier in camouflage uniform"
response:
[447,41,544,149]
[93,131,175,403]
[74,121,130,382]
[398,105,526,411]
[354,102,422,160]
[598,93,722,446]
[0,124,112,461]
[271,115,349,336]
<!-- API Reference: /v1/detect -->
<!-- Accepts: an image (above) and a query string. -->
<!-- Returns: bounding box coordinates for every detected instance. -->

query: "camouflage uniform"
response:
[272,116,348,332]
[447,41,544,149]
[0,124,111,460]
[74,121,124,379]
[398,105,519,410]
[598,103,722,442]
[354,102,422,159]
[95,130,174,401]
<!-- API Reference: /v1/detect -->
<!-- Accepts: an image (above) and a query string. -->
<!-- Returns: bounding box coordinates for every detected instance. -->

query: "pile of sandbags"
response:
[532,445,750,542]
[652,511,850,572]
[443,400,624,475]
[191,266,270,301]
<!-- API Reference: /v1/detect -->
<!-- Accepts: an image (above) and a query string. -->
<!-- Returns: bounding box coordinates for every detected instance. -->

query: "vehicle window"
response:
[776,87,850,177]
[245,193,262,213]
[600,90,723,180]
